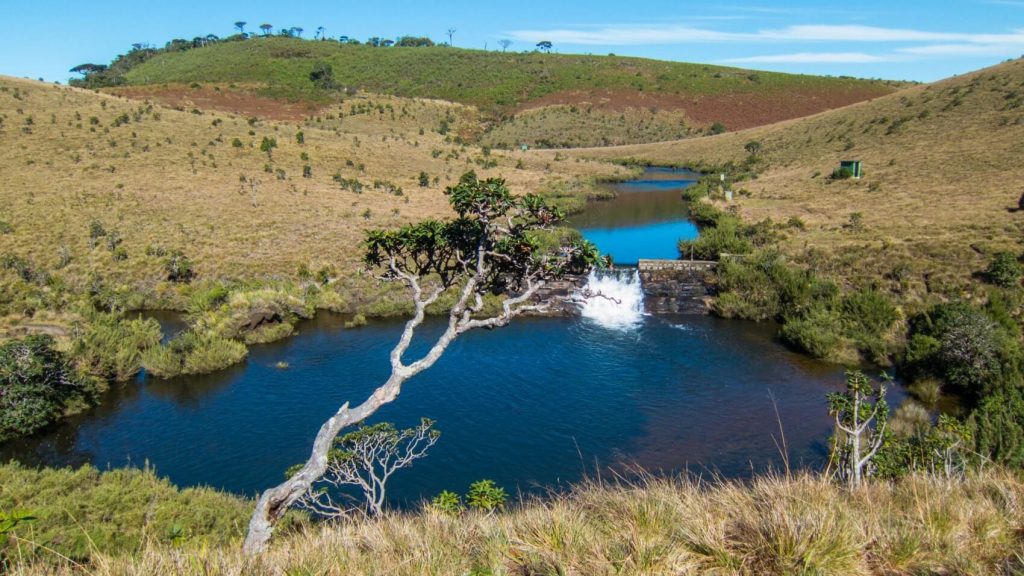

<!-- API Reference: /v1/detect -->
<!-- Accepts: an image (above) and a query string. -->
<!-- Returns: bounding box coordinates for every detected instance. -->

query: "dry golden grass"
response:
[572,58,1024,300]
[8,471,1023,575]
[0,76,623,331]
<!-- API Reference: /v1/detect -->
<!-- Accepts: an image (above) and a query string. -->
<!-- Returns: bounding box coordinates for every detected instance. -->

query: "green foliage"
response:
[141,331,247,378]
[364,172,599,291]
[0,335,101,442]
[466,479,507,512]
[908,302,1019,399]
[831,167,854,180]
[430,490,465,515]
[970,387,1024,467]
[873,413,974,479]
[903,299,1024,467]
[164,249,195,283]
[713,250,897,361]
[709,122,727,135]
[70,311,162,381]
[308,62,336,90]
[840,288,899,360]
[259,136,278,159]
[102,37,891,117]
[986,251,1021,288]
[0,509,36,547]
[779,303,844,358]
[0,462,270,562]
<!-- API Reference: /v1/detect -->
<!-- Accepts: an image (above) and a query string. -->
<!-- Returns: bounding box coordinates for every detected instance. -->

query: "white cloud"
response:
[723,52,893,64]
[506,25,748,45]
[506,23,1024,47]
[763,25,1024,44]
[900,43,1024,56]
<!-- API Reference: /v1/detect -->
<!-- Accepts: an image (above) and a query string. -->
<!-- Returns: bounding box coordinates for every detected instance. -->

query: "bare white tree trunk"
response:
[243,263,548,554]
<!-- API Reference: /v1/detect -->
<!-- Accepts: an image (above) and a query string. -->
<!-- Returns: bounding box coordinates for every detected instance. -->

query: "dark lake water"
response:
[2,314,849,502]
[569,167,700,264]
[1,168,868,505]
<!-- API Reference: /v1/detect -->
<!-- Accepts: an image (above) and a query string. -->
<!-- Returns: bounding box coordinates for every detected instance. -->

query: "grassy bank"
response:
[2,462,1022,575]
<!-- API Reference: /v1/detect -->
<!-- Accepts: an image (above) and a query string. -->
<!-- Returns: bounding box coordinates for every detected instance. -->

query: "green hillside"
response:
[73,37,906,147]
[118,38,897,111]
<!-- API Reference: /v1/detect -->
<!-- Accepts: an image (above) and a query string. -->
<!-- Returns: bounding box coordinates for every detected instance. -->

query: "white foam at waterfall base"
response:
[577,269,645,329]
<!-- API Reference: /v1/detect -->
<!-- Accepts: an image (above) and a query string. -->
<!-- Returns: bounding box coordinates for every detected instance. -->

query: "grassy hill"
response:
[573,58,1024,301]
[94,37,903,148]
[0,75,620,342]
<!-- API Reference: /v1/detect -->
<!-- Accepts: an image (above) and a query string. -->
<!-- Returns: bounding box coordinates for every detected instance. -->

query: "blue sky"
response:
[2,0,1022,83]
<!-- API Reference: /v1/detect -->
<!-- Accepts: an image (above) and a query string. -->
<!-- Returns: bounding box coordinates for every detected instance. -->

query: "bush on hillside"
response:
[986,251,1022,288]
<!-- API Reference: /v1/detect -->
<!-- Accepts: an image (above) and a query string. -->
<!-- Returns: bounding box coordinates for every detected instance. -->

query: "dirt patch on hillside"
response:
[518,87,891,131]
[106,85,325,122]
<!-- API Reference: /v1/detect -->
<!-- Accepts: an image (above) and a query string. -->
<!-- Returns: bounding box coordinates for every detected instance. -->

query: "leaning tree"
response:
[243,172,599,553]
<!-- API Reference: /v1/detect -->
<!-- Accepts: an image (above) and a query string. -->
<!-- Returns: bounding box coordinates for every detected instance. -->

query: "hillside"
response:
[0,75,619,336]
[88,37,903,148]
[573,58,1024,300]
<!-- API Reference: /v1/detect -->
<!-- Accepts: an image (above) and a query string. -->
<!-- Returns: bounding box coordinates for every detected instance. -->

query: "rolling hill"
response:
[572,58,1024,300]
[0,75,619,337]
[81,37,903,148]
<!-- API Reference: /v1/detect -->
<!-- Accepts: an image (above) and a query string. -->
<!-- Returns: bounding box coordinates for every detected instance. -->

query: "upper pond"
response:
[568,167,700,264]
[2,168,862,504]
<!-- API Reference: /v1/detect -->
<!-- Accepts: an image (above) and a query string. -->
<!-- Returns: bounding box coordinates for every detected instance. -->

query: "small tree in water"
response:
[828,370,890,487]
[243,172,599,553]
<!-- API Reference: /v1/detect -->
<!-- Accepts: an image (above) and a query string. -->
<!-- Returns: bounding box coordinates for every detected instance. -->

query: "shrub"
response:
[430,490,465,515]
[309,62,337,89]
[831,167,854,180]
[840,288,899,361]
[466,480,507,512]
[0,335,100,442]
[165,250,194,283]
[142,332,247,378]
[970,388,1024,467]
[986,251,1021,288]
[780,303,843,358]
[70,312,162,381]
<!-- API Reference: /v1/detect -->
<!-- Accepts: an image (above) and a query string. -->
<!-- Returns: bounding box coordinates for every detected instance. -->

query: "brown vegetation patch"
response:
[107,84,325,121]
[520,86,892,131]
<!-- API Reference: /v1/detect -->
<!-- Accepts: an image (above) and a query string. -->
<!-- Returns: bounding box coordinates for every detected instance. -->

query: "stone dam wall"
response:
[637,259,717,315]
[533,259,718,316]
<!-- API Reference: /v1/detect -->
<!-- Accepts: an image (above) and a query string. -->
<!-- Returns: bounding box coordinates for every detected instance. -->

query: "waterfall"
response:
[577,269,645,329]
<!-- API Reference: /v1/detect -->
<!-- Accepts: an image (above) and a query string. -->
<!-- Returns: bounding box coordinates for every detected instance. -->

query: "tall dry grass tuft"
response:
[8,470,1023,575]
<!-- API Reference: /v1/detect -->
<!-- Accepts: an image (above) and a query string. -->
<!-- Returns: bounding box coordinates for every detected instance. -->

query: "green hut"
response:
[839,160,863,179]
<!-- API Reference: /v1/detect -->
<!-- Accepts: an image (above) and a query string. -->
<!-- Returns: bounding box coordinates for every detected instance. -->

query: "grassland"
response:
[572,58,1024,304]
[0,75,621,336]
[3,461,1022,575]
[101,37,902,147]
